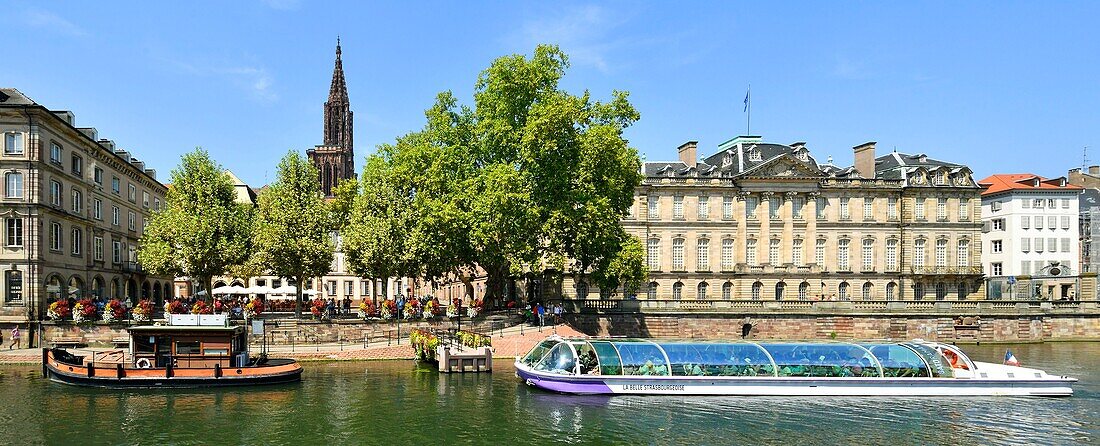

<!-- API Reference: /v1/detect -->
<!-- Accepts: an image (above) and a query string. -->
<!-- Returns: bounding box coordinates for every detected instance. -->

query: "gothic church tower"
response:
[308,38,355,197]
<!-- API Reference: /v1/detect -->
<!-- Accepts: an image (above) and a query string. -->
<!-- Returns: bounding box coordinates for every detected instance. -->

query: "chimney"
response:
[853,141,876,179]
[1089,165,1099,175]
[678,141,698,168]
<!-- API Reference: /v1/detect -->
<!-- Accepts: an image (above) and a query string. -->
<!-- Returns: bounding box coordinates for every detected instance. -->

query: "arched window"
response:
[163,283,173,302]
[914,283,925,300]
[141,280,151,299]
[838,281,850,300]
[775,282,786,301]
[5,172,23,198]
[68,276,84,300]
[153,282,162,301]
[46,275,63,302]
[751,281,762,300]
[91,277,104,300]
[957,282,968,300]
[936,282,947,300]
[111,278,121,299]
[722,281,732,299]
[697,282,708,300]
[672,281,683,300]
[886,282,897,300]
[576,280,588,299]
[647,281,658,300]
[862,282,874,300]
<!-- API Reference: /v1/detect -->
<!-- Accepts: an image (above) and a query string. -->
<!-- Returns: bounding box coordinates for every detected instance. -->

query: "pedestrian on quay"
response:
[537,303,545,329]
[553,303,562,325]
[9,326,20,350]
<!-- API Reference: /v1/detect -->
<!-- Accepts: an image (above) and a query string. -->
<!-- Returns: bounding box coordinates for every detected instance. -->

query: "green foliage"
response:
[592,235,648,297]
[138,148,252,300]
[344,44,644,299]
[252,151,335,318]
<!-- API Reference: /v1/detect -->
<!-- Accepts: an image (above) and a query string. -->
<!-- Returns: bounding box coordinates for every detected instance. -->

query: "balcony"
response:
[909,266,983,275]
[122,262,144,274]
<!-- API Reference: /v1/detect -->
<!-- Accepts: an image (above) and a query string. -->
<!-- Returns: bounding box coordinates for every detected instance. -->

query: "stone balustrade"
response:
[562,298,1100,316]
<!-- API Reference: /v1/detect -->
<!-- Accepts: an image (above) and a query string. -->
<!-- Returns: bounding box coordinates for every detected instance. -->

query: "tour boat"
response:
[43,316,301,388]
[514,336,1076,397]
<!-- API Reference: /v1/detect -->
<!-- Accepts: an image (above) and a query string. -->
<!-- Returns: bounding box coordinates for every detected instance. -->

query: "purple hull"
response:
[516,368,612,394]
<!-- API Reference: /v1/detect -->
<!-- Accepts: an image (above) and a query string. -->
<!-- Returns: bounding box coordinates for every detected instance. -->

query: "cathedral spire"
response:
[328,37,348,104]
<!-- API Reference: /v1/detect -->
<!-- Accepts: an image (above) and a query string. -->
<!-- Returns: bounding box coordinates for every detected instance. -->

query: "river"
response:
[0,342,1096,445]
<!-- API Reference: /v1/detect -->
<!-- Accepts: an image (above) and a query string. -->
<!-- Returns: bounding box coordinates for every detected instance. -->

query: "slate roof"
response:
[1080,188,1100,210]
[0,88,36,105]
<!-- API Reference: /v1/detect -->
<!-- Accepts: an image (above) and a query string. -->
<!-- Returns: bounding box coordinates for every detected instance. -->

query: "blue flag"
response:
[743,89,750,112]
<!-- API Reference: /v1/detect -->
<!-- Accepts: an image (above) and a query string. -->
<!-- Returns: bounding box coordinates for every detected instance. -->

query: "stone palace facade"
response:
[567,135,986,301]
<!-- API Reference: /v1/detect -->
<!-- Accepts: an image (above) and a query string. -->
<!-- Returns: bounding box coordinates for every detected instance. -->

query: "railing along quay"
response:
[558,299,1100,315]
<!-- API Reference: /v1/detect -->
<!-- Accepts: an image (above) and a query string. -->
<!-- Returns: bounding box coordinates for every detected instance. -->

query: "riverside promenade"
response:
[0,323,582,365]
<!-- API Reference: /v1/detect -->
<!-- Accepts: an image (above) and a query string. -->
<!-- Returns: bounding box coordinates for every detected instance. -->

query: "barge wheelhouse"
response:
[514,337,1075,397]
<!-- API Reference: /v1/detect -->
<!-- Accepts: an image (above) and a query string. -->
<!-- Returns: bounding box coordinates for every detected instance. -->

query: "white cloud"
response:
[22,9,87,37]
[158,55,278,103]
[519,5,622,72]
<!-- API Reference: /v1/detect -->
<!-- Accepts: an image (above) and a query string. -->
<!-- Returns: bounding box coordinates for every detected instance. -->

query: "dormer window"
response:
[797,150,808,162]
[723,153,732,167]
[748,149,762,162]
[1060,178,1066,187]
[1034,178,1040,187]
[918,155,928,163]
[666,168,674,178]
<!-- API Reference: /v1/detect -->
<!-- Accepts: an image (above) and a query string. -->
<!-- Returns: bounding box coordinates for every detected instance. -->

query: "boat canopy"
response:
[519,338,963,379]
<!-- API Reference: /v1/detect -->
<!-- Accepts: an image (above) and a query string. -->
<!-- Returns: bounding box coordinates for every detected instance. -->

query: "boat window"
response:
[133,336,154,353]
[661,342,775,376]
[204,348,229,356]
[175,340,201,355]
[763,344,879,377]
[586,341,622,376]
[521,339,559,367]
[866,344,930,378]
[614,342,670,376]
[903,343,953,378]
[534,343,577,375]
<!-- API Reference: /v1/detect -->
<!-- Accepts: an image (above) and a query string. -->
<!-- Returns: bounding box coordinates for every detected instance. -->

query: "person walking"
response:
[9,326,20,350]
[536,303,545,330]
[553,303,562,325]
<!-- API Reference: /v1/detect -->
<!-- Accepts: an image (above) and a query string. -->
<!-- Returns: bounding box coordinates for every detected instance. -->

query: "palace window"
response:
[722,282,732,300]
[915,198,926,220]
[863,282,873,300]
[913,239,926,268]
[672,238,685,270]
[50,142,62,164]
[5,172,22,198]
[863,198,873,222]
[94,236,103,261]
[746,239,757,265]
[50,180,62,206]
[798,282,809,300]
[746,196,757,219]
[697,282,708,300]
[769,197,781,220]
[673,195,684,219]
[4,132,24,155]
[957,240,970,267]
[837,239,850,271]
[722,196,733,220]
[50,222,62,251]
[71,228,82,255]
[886,282,896,300]
[751,282,762,300]
[839,282,849,300]
[886,239,898,271]
[816,197,827,220]
[647,195,658,218]
[5,218,22,247]
[698,196,709,220]
[936,239,947,266]
[839,197,850,220]
[862,239,874,271]
[887,197,898,220]
[721,238,734,270]
[815,238,826,266]
[696,238,709,271]
[672,282,683,300]
[792,239,803,265]
[647,238,660,270]
[648,282,659,300]
[914,283,925,300]
[769,238,780,265]
[959,198,970,221]
[937,198,947,221]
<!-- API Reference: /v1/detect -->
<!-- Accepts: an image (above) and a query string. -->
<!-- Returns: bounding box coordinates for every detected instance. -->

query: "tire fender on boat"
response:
[136,358,152,369]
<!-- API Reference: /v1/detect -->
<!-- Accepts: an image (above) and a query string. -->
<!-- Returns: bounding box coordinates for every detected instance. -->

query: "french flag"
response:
[1004,349,1020,367]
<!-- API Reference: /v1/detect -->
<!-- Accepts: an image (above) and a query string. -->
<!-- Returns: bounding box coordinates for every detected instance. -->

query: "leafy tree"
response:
[342,155,416,302]
[139,149,252,302]
[252,151,335,318]
[347,45,644,303]
[591,235,648,298]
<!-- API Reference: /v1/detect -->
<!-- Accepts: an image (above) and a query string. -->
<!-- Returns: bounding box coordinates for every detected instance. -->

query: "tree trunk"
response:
[201,275,213,304]
[293,274,303,320]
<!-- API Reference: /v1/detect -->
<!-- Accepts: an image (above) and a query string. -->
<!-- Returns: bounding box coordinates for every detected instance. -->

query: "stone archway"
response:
[91,276,105,301]
[68,275,85,300]
[141,280,151,299]
[45,274,64,302]
[126,279,137,301]
[153,281,162,302]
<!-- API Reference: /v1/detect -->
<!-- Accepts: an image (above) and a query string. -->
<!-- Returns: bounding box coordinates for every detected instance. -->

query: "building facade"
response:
[978,174,1082,300]
[0,88,170,328]
[565,136,985,302]
[307,39,356,198]
[1067,167,1100,274]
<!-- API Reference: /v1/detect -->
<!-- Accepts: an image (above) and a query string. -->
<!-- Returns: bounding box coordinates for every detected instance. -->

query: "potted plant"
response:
[244,297,264,320]
[423,299,442,320]
[73,299,97,324]
[310,298,325,320]
[191,300,212,314]
[380,300,397,320]
[47,299,72,321]
[467,298,484,318]
[167,300,188,315]
[403,299,421,320]
[102,299,127,323]
[409,328,440,361]
[131,299,154,322]
[357,301,377,320]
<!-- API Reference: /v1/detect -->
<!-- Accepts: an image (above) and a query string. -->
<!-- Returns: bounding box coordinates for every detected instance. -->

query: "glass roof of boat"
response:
[520,338,962,379]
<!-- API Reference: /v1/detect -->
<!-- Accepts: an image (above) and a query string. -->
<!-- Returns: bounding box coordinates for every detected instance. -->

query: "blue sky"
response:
[5,1,1098,186]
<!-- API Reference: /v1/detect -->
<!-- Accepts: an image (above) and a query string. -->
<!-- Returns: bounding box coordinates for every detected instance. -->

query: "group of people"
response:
[530,302,564,327]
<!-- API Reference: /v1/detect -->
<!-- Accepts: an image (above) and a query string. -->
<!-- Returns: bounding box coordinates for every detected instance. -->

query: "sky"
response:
[4,1,1098,187]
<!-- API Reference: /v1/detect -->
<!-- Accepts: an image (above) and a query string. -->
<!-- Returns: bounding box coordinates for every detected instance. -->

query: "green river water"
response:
[0,342,1096,445]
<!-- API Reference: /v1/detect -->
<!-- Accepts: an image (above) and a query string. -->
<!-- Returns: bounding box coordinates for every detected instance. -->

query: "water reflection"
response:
[0,342,1095,445]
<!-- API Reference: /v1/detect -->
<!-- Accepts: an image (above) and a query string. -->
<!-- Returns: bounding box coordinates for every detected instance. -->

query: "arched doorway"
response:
[153,281,161,302]
[141,280,151,300]
[751,281,762,300]
[46,275,64,302]
[91,276,105,301]
[799,282,809,300]
[126,279,137,301]
[111,278,121,299]
[163,283,172,301]
[68,276,85,300]
[774,282,785,301]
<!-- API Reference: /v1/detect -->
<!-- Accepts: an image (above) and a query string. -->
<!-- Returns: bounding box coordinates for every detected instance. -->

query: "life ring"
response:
[135,358,152,369]
[943,349,969,370]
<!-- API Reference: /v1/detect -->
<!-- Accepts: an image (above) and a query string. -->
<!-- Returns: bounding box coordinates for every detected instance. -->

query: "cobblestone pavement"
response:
[0,323,584,364]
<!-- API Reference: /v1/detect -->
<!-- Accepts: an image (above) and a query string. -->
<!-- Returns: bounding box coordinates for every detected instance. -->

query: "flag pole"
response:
[746,84,751,135]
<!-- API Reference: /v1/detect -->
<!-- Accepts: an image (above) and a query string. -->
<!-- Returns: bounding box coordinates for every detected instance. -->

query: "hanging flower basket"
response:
[102,299,127,323]
[131,299,154,322]
[73,299,97,324]
[47,300,72,321]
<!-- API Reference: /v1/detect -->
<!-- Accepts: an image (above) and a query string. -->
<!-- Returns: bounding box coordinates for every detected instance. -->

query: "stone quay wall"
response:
[562,300,1100,343]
